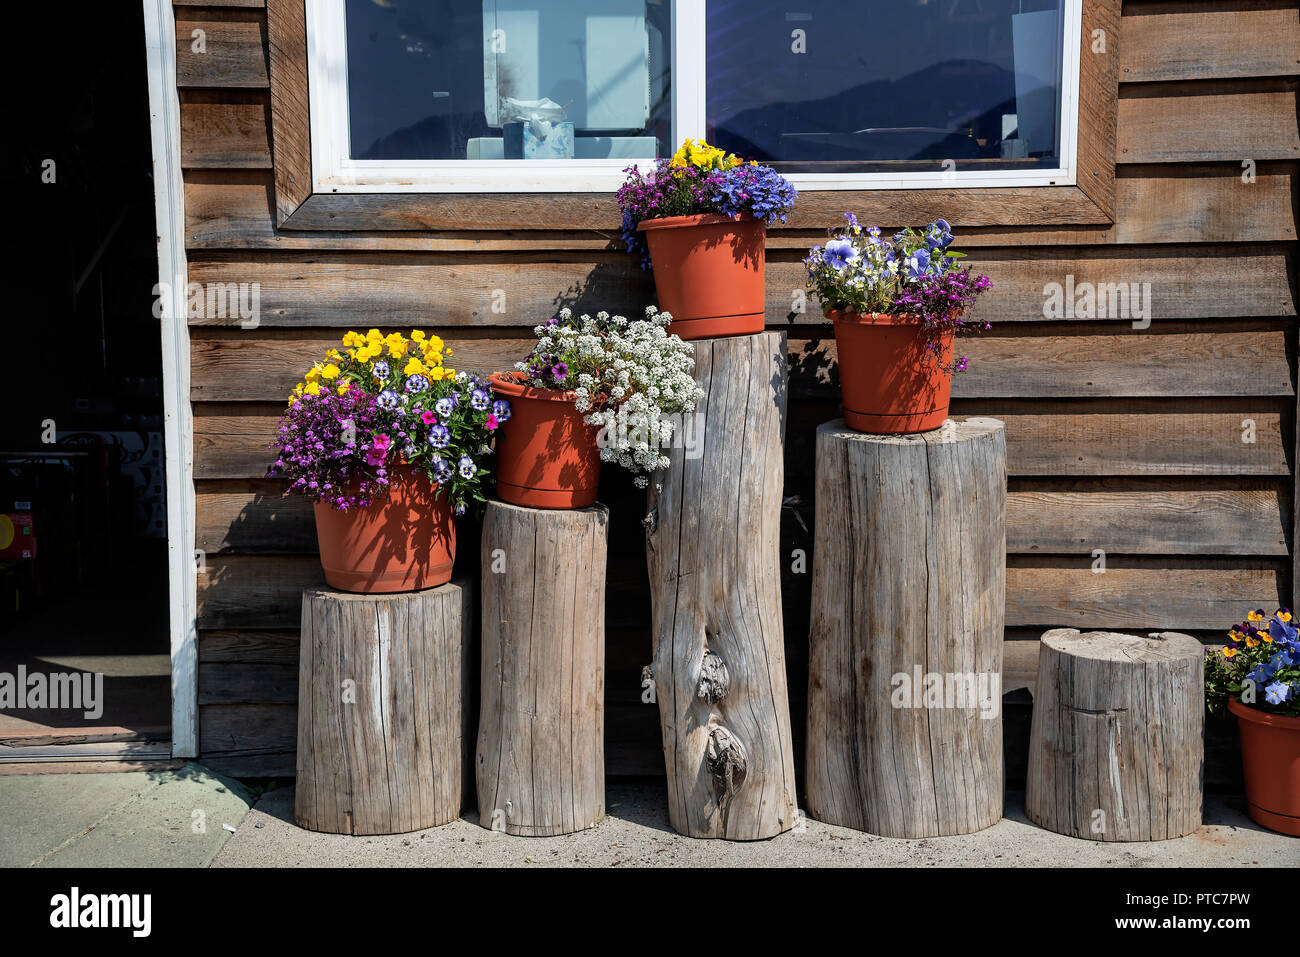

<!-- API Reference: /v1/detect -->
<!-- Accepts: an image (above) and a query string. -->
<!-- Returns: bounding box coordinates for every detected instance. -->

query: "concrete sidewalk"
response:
[0,763,251,867]
[214,782,1298,868]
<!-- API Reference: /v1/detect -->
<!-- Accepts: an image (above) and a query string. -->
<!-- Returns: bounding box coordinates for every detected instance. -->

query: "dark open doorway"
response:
[0,2,171,763]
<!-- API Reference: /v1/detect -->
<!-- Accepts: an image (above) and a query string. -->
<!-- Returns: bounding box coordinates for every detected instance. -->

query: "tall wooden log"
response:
[294,581,471,835]
[644,332,797,840]
[476,500,608,836]
[1027,629,1204,841]
[806,417,1007,838]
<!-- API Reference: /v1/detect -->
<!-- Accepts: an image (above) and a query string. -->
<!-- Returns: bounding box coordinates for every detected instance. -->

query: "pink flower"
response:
[486,413,499,431]
[420,410,437,425]
[365,433,391,466]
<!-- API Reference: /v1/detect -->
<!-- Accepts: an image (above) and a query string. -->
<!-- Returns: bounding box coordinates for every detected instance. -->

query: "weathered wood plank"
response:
[266,0,311,222]
[190,331,531,401]
[180,91,271,168]
[1005,560,1284,629]
[194,399,1290,480]
[950,401,1289,476]
[1005,480,1289,555]
[1121,1,1300,82]
[199,628,298,664]
[791,325,1294,401]
[184,167,1298,249]
[1118,84,1300,162]
[195,478,1289,558]
[176,15,268,89]
[199,703,295,758]
[198,662,297,704]
[197,553,322,627]
[184,245,1295,327]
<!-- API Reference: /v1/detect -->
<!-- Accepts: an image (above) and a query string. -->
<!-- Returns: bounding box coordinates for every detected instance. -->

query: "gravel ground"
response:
[212,782,1299,868]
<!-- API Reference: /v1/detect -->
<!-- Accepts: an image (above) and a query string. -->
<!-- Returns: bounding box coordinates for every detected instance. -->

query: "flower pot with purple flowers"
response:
[1206,608,1300,836]
[618,139,797,341]
[491,306,703,508]
[267,329,508,594]
[805,216,993,434]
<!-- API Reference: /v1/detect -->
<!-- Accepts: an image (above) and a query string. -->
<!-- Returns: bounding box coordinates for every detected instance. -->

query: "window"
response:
[306,0,1082,193]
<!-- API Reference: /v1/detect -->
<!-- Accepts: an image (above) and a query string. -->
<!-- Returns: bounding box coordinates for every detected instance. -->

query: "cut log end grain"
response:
[1026,628,1204,841]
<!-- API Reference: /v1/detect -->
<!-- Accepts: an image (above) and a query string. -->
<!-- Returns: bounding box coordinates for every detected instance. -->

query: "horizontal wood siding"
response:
[177,0,1300,779]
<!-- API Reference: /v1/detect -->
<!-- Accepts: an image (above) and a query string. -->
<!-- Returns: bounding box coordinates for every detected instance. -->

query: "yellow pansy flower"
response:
[304,364,323,383]
[337,383,350,395]
[303,381,322,396]
[411,330,426,342]
[1279,610,1293,623]
[1262,632,1274,643]
[341,331,364,348]
[404,357,426,376]
[321,363,340,379]
[1222,647,1238,658]
[1248,610,1264,622]
[366,328,384,343]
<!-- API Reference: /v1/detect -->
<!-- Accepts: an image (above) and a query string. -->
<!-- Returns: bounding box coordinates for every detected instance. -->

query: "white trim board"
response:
[306,0,1082,193]
[142,0,198,758]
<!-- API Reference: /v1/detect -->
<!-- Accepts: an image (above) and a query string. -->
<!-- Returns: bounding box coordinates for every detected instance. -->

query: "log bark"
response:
[294,581,471,835]
[476,500,608,836]
[806,417,1007,838]
[1026,628,1204,841]
[644,331,797,840]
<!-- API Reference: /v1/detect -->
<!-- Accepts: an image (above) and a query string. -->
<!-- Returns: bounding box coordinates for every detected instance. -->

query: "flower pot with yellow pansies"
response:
[267,329,512,593]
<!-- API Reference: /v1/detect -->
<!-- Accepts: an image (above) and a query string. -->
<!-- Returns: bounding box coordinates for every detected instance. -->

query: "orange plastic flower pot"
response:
[1228,696,1300,836]
[638,212,766,340]
[830,310,955,434]
[489,373,602,509]
[312,463,455,594]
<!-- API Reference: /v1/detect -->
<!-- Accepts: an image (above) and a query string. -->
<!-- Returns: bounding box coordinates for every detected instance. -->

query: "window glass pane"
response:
[706,0,1067,174]
[344,0,672,161]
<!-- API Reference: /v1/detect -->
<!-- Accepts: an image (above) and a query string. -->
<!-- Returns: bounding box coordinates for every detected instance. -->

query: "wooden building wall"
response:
[175,0,1300,779]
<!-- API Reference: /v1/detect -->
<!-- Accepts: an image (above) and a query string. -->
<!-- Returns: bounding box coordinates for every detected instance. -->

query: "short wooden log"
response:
[476,500,608,836]
[806,417,1007,838]
[1026,629,1204,841]
[644,332,798,840]
[294,581,472,835]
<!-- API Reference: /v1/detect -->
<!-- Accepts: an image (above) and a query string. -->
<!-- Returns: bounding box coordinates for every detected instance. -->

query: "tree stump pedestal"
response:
[294,581,472,835]
[476,500,608,836]
[1026,629,1204,841]
[644,331,798,841]
[805,417,1008,838]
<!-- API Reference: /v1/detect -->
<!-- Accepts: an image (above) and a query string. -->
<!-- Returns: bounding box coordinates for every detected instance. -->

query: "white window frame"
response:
[307,0,1082,193]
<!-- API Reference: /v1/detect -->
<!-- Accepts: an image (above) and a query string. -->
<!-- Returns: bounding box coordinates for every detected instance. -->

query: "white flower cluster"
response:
[522,306,703,488]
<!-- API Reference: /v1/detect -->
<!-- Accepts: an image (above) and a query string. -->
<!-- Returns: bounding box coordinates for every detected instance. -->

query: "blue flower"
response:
[454,503,467,517]
[404,374,429,393]
[843,211,861,234]
[376,390,399,410]
[824,238,859,270]
[1264,680,1292,706]
[458,455,476,479]
[1269,616,1298,644]
[435,397,456,417]
[470,389,490,411]
[492,398,512,421]
[925,219,954,249]
[430,455,453,483]
[429,425,450,449]
[905,247,932,279]
[372,360,390,379]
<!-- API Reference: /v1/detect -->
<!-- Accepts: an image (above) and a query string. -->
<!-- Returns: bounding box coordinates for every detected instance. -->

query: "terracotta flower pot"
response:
[830,310,955,434]
[1228,696,1300,836]
[489,373,602,509]
[637,212,766,340]
[312,463,455,594]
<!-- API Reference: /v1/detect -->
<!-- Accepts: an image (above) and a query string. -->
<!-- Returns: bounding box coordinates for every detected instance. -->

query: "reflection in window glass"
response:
[344,0,672,161]
[706,0,1067,173]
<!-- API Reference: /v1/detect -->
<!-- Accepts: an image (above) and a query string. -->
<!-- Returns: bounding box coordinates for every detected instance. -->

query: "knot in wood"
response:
[706,726,747,803]
[642,507,658,534]
[696,650,730,703]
